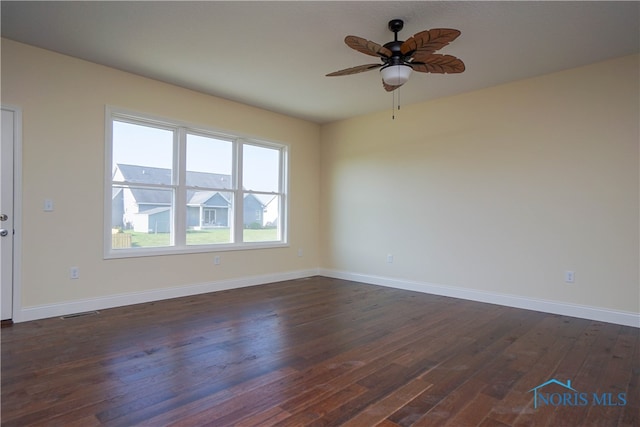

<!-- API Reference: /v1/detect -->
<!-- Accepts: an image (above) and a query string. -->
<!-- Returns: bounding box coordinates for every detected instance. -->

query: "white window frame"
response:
[104,107,289,258]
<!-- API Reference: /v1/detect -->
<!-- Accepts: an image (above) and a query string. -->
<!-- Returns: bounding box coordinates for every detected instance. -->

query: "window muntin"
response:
[107,109,287,257]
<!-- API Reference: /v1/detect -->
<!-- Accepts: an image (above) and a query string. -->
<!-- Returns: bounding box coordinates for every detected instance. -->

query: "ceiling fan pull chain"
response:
[392,89,396,120]
[391,88,401,120]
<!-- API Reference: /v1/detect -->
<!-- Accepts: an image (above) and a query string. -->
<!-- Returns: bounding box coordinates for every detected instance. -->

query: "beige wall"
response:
[1,39,320,309]
[320,54,639,313]
[3,37,638,319]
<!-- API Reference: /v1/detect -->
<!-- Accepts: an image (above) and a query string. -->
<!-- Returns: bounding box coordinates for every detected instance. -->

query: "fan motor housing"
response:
[383,41,405,65]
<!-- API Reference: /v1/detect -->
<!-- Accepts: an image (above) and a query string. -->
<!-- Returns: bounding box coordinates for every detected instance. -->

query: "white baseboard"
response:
[319,268,640,328]
[16,268,319,323]
[16,268,639,328]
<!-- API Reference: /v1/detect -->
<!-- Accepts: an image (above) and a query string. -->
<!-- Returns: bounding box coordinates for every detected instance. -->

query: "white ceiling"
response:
[2,1,638,124]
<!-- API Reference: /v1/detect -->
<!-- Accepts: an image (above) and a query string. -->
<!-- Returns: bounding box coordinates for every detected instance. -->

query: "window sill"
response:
[104,242,289,259]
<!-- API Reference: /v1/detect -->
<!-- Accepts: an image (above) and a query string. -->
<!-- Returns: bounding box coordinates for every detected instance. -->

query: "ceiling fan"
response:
[326,19,465,92]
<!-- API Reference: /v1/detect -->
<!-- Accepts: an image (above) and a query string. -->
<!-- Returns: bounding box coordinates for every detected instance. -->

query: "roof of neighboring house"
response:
[245,193,276,207]
[132,188,171,205]
[187,190,230,206]
[138,206,170,216]
[114,164,233,206]
[114,164,276,208]
[115,164,232,189]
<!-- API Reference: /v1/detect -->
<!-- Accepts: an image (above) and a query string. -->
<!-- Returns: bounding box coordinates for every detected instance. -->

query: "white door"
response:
[1,107,16,320]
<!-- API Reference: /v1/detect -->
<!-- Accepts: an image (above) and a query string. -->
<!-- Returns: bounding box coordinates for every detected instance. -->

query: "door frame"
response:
[2,105,23,323]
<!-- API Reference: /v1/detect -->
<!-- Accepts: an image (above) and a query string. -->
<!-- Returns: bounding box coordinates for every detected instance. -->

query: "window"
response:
[106,108,288,257]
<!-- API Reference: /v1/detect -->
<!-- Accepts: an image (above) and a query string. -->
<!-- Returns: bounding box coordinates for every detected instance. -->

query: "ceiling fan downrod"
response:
[384,19,405,66]
[388,19,404,40]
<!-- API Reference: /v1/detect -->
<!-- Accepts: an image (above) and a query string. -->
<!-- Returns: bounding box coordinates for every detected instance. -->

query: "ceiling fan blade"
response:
[326,63,382,77]
[401,28,461,56]
[382,80,404,92]
[345,35,392,58]
[411,54,465,74]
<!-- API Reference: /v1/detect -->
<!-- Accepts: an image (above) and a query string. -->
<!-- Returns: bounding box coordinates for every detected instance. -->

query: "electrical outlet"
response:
[565,270,575,283]
[214,256,221,265]
[44,199,54,212]
[297,248,304,257]
[387,254,394,264]
[70,267,80,280]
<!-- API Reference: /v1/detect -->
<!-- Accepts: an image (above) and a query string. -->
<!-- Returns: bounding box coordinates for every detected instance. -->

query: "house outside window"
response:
[105,108,288,257]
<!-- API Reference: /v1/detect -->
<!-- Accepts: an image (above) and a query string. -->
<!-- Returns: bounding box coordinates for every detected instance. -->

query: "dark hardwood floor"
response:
[1,276,638,426]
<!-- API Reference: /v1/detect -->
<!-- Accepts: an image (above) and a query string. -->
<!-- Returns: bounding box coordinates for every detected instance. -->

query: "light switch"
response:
[44,199,54,212]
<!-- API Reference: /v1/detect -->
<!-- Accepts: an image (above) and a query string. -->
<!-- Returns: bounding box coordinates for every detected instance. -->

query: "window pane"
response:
[243,194,280,242]
[186,134,232,189]
[111,185,172,248]
[186,191,233,245]
[112,121,173,184]
[242,144,280,192]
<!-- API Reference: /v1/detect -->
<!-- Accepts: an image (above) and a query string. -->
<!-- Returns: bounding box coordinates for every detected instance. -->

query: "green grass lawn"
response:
[122,228,278,248]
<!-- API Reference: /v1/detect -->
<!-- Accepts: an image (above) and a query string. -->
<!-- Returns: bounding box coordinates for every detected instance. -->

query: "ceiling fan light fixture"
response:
[380,64,412,86]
